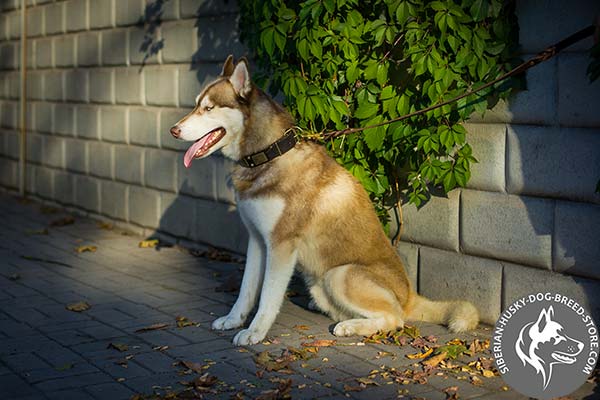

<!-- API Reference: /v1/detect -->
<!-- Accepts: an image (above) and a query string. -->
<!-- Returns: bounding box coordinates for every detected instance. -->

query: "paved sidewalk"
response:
[0,193,597,400]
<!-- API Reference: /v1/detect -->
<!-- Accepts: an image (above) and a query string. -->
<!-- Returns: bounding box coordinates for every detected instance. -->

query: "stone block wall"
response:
[0,0,599,325]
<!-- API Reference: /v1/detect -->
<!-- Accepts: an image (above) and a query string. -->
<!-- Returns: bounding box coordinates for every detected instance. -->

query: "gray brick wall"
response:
[0,0,598,326]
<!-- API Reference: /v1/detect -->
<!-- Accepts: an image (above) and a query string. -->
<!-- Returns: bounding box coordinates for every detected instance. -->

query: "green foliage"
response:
[239,0,519,223]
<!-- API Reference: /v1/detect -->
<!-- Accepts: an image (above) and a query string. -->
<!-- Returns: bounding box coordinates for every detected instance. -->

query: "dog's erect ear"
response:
[534,307,552,333]
[229,58,252,99]
[221,55,235,77]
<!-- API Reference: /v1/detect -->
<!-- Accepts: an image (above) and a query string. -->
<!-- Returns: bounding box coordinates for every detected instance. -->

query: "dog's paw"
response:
[332,320,364,337]
[211,315,244,330]
[232,328,266,346]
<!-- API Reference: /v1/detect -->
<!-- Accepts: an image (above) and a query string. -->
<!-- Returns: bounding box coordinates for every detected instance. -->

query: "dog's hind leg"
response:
[212,232,264,330]
[323,265,405,337]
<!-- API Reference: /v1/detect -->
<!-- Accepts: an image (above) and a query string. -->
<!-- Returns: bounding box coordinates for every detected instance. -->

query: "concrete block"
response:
[178,64,219,107]
[460,189,553,269]
[419,246,502,324]
[35,103,53,133]
[469,56,557,126]
[34,166,53,198]
[158,192,197,238]
[7,10,20,40]
[0,102,16,128]
[401,190,459,252]
[76,105,99,139]
[90,0,113,29]
[177,155,215,198]
[101,180,128,220]
[145,67,177,106]
[101,29,128,66]
[194,15,246,62]
[553,201,600,279]
[66,0,89,32]
[156,0,179,20]
[507,125,600,203]
[129,107,158,146]
[396,241,418,291]
[517,0,600,53]
[129,185,159,227]
[45,71,63,101]
[180,0,239,17]
[464,123,506,193]
[45,2,65,35]
[77,32,100,67]
[27,40,35,70]
[75,175,100,212]
[53,170,75,205]
[503,263,600,323]
[54,36,75,68]
[114,144,142,184]
[44,136,65,169]
[195,199,247,253]
[0,158,17,188]
[7,71,19,99]
[161,20,196,63]
[115,67,143,104]
[116,0,143,26]
[27,6,45,38]
[214,156,235,203]
[159,108,188,151]
[36,38,53,68]
[0,43,16,70]
[27,133,43,164]
[64,138,88,173]
[144,148,177,191]
[5,130,18,156]
[129,26,158,65]
[54,103,75,136]
[99,107,127,142]
[88,141,113,179]
[26,71,44,100]
[65,69,89,103]
[26,163,36,194]
[89,68,114,103]
[558,53,600,127]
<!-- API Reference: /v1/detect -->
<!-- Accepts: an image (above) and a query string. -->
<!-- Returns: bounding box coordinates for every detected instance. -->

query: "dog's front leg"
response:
[212,233,264,330]
[233,243,296,346]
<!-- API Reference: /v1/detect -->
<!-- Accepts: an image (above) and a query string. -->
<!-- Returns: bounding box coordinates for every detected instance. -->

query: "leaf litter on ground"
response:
[75,245,97,253]
[66,301,91,312]
[134,323,169,333]
[49,216,75,227]
[107,342,129,352]
[139,239,159,248]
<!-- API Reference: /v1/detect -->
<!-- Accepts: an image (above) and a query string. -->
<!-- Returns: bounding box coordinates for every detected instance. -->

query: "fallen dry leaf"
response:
[406,347,434,359]
[423,351,448,368]
[255,351,294,372]
[66,301,91,312]
[293,324,310,331]
[107,342,129,352]
[256,378,292,400]
[138,239,159,248]
[153,345,169,352]
[75,245,97,253]
[180,372,218,390]
[55,363,73,371]
[175,316,198,328]
[50,216,75,227]
[134,323,169,333]
[97,222,114,230]
[301,339,336,347]
[343,384,366,392]
[482,369,495,378]
[443,385,459,400]
[175,360,206,374]
[470,375,484,386]
[356,377,378,386]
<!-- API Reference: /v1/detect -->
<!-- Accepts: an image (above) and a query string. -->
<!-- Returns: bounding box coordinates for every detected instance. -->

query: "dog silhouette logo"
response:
[493,293,598,399]
[515,306,584,390]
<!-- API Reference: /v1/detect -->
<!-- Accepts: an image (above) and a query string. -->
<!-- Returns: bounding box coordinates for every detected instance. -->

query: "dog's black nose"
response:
[170,126,181,138]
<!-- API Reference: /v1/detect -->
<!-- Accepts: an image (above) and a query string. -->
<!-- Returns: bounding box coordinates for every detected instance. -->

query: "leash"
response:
[316,24,596,141]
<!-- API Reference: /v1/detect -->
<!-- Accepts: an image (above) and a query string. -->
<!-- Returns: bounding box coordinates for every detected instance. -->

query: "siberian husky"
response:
[171,56,479,345]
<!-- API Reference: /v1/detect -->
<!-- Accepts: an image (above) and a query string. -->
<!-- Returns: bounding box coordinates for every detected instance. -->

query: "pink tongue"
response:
[183,133,213,168]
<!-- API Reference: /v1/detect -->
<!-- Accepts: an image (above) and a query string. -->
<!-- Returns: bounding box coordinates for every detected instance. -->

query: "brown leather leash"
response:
[318,25,596,141]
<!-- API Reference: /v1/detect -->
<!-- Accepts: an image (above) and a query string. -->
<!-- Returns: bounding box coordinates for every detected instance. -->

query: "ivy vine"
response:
[239,0,520,224]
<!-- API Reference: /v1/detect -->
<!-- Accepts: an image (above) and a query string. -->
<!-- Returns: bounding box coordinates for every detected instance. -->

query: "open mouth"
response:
[183,127,226,168]
[552,351,577,364]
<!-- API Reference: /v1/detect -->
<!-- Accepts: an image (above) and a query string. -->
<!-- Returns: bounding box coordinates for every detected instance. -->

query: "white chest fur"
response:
[238,197,285,239]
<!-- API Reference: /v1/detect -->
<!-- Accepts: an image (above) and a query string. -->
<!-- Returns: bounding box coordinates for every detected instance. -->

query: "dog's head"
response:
[515,306,584,388]
[170,55,252,168]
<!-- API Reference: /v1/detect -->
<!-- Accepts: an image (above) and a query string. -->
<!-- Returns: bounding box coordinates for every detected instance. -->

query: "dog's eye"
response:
[206,106,214,112]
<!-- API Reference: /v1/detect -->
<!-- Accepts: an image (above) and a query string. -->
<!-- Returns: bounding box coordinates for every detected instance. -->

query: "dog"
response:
[170,55,479,345]
[515,306,584,389]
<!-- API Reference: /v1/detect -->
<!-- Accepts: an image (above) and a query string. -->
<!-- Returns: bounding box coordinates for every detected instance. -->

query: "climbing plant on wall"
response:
[239,0,520,224]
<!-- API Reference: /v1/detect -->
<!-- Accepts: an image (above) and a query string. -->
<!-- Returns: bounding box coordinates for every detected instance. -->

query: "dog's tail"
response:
[407,293,479,332]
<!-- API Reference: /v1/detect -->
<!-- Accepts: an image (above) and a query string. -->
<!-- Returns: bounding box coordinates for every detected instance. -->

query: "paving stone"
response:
[34,372,114,393]
[1,352,51,373]
[46,389,96,400]
[0,373,39,398]
[84,382,136,400]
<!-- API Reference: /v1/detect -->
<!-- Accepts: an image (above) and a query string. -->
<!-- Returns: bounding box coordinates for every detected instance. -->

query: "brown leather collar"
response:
[237,130,298,168]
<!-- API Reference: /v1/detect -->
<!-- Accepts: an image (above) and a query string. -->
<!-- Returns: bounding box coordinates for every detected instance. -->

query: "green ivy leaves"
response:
[239,0,518,221]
